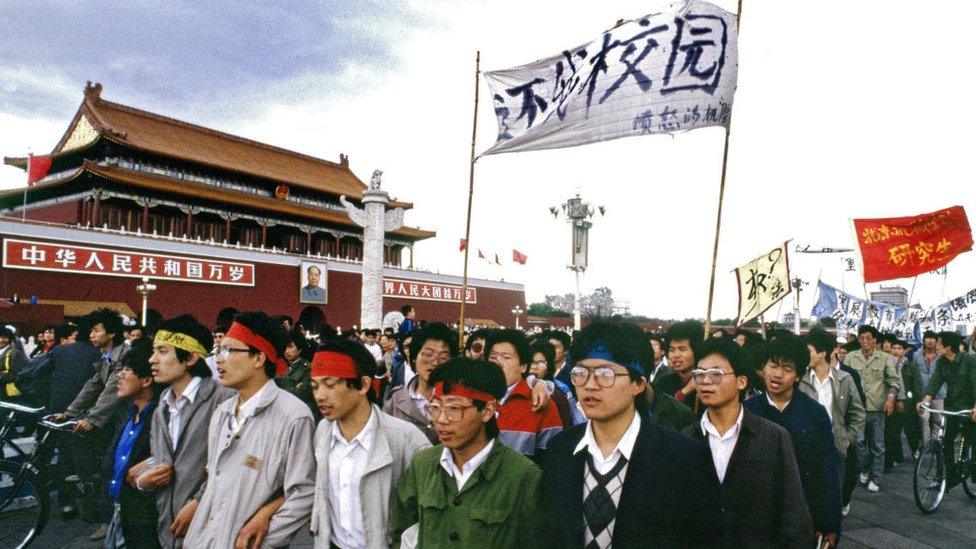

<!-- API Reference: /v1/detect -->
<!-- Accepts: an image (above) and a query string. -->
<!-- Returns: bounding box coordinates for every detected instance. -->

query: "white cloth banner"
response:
[733,242,791,326]
[481,0,738,156]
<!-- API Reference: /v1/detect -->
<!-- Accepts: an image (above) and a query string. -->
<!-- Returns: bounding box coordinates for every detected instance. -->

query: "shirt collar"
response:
[700,405,744,440]
[439,439,495,478]
[407,377,427,402]
[331,406,377,452]
[164,376,203,408]
[574,410,642,460]
[236,379,275,420]
[765,393,791,412]
[810,368,834,383]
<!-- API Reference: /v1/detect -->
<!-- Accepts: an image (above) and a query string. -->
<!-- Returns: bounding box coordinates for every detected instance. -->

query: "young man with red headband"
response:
[308,337,430,548]
[184,312,315,548]
[392,358,542,547]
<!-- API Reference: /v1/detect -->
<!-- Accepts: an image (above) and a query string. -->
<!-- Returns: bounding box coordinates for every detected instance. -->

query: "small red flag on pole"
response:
[512,249,527,264]
[27,153,53,185]
[459,238,467,252]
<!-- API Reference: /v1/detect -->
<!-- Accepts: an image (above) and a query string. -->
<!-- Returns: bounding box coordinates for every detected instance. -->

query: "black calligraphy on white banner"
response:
[482,0,737,155]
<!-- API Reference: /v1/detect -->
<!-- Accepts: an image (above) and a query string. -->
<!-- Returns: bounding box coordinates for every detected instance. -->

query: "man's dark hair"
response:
[857,325,880,341]
[806,328,835,357]
[696,337,752,378]
[408,322,458,370]
[649,334,665,351]
[542,330,572,354]
[485,329,532,367]
[843,340,860,352]
[122,337,165,399]
[890,338,908,350]
[157,314,215,377]
[400,304,414,316]
[665,320,705,357]
[314,336,379,403]
[298,305,326,333]
[88,308,125,346]
[762,333,810,380]
[937,331,963,353]
[569,321,650,414]
[306,265,321,276]
[923,330,938,341]
[233,311,290,378]
[0,326,13,339]
[216,307,239,329]
[53,324,75,343]
[465,328,491,353]
[429,357,506,439]
[530,340,556,381]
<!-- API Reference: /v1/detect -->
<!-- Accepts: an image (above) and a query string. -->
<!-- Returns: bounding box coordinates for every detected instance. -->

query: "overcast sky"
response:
[2,0,974,321]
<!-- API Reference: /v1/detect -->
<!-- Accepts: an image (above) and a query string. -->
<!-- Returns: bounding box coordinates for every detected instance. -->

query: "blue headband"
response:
[581,339,644,374]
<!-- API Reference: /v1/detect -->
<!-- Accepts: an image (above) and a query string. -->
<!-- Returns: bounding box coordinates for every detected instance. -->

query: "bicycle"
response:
[0,400,83,548]
[912,404,976,513]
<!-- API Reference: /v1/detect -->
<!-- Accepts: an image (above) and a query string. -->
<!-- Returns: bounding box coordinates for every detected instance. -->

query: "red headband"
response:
[225,322,288,377]
[432,381,496,403]
[311,351,359,379]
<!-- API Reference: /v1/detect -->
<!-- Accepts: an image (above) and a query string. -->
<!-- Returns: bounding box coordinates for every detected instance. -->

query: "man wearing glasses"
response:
[541,321,720,548]
[485,329,563,459]
[128,314,235,548]
[392,358,543,547]
[684,337,813,547]
[308,337,430,548]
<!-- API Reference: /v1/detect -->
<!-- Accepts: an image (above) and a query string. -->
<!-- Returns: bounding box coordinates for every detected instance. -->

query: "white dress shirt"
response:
[162,376,202,451]
[700,406,744,483]
[765,393,792,412]
[408,381,429,416]
[328,409,377,549]
[230,379,274,434]
[809,369,835,421]
[439,439,495,492]
[573,412,641,475]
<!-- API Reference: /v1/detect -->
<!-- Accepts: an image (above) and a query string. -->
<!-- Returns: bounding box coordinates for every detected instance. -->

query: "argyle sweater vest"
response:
[582,454,629,549]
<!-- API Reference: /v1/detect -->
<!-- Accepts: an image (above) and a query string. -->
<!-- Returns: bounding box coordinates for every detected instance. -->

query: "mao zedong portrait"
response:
[301,264,326,303]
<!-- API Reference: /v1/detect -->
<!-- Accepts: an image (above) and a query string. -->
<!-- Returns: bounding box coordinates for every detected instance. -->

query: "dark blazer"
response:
[102,401,160,548]
[541,414,722,548]
[46,342,102,413]
[685,408,813,548]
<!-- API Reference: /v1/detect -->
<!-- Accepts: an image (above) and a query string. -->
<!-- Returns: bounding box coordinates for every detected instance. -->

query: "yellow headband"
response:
[154,330,209,357]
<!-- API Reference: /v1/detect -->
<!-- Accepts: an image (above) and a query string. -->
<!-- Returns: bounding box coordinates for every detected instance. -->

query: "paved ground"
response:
[9,458,976,548]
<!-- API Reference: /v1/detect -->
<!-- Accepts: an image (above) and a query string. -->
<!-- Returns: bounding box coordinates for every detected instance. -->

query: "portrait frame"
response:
[299,261,328,304]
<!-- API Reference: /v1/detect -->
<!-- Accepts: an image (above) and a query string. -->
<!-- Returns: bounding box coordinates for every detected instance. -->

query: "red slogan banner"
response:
[383,278,476,304]
[3,238,255,286]
[853,206,973,283]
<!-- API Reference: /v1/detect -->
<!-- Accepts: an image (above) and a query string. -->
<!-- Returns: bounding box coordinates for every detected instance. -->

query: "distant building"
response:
[870,286,908,308]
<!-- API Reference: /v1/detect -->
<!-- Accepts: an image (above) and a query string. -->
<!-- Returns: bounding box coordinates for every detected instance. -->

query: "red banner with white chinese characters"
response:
[383,278,476,303]
[853,206,973,283]
[3,238,255,286]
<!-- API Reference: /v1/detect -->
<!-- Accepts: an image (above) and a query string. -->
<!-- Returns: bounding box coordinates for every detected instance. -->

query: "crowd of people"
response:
[0,304,974,548]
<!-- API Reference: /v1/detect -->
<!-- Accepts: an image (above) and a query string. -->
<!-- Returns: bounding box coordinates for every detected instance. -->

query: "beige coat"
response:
[799,368,866,457]
[310,405,430,548]
[184,381,315,548]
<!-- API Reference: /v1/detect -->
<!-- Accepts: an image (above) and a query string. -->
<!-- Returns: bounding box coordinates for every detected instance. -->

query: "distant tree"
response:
[527,302,571,318]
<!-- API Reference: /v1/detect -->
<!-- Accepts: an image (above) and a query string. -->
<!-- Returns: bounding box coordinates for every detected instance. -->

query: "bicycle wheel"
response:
[914,443,946,513]
[0,459,49,548]
[962,441,976,500]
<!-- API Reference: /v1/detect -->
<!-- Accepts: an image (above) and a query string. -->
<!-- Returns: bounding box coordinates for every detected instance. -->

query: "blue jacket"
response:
[46,342,102,413]
[745,391,841,535]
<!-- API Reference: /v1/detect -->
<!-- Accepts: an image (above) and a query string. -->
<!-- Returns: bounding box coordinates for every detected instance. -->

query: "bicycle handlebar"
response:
[919,403,973,418]
[37,416,81,433]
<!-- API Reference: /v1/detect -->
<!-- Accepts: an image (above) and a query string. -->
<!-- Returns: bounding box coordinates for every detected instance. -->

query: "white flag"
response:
[734,242,791,326]
[482,0,738,156]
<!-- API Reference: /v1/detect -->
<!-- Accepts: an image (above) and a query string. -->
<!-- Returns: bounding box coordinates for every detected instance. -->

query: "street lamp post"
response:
[136,277,157,326]
[550,194,604,331]
[511,305,524,330]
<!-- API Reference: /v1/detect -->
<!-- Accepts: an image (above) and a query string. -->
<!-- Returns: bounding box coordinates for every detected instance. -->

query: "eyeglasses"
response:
[691,368,737,385]
[215,346,253,360]
[424,403,474,423]
[531,360,548,367]
[570,366,631,388]
[419,348,451,363]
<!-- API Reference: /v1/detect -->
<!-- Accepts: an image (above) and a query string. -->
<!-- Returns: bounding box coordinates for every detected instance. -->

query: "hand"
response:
[170,499,199,538]
[73,419,94,433]
[916,401,924,414]
[530,382,550,413]
[139,464,174,490]
[681,377,696,396]
[971,407,976,423]
[884,397,895,416]
[235,509,273,549]
[822,532,838,548]
[50,413,69,422]
[896,400,905,413]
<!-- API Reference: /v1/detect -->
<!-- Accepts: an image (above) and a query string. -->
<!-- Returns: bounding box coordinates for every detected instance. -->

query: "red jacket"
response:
[497,379,563,457]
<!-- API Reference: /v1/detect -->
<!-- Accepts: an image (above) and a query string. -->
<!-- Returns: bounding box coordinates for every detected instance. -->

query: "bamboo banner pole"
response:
[704,0,744,338]
[458,51,481,350]
[907,275,919,307]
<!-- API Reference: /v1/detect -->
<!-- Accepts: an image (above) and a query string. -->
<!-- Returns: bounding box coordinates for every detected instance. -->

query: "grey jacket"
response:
[382,377,438,444]
[150,376,235,549]
[64,345,129,428]
[799,368,865,457]
[310,406,431,548]
[184,380,315,548]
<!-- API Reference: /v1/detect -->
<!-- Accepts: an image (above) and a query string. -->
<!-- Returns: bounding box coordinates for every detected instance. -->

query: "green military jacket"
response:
[648,390,696,432]
[392,440,542,548]
[924,352,976,410]
[845,349,900,412]
[900,359,923,403]
[276,358,316,416]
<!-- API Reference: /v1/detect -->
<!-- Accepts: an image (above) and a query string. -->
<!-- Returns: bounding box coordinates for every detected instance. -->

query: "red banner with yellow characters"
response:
[853,206,972,283]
